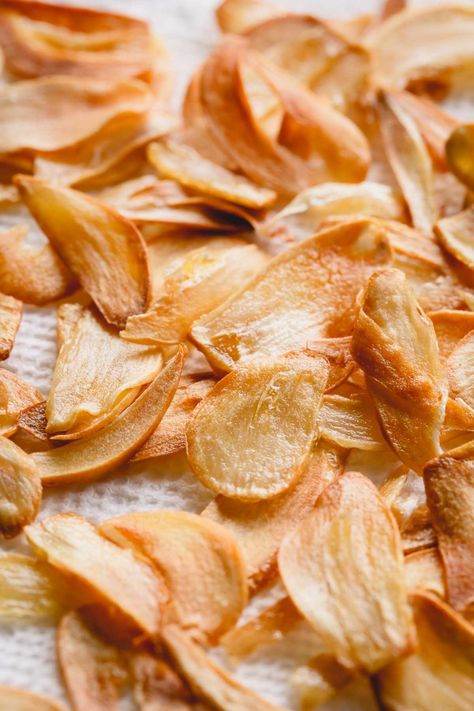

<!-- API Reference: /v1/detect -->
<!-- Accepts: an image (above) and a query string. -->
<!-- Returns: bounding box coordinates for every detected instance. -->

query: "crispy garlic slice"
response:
[278,472,414,673]
[58,611,128,711]
[47,307,162,440]
[216,0,282,33]
[25,513,165,636]
[320,391,385,451]
[424,443,474,613]
[0,76,151,155]
[0,225,75,305]
[404,548,445,598]
[162,624,286,711]
[352,268,447,472]
[429,310,474,363]
[122,239,267,345]
[16,401,49,450]
[0,369,43,437]
[101,510,247,642]
[446,123,474,190]
[291,654,355,709]
[447,330,474,415]
[15,176,151,327]
[131,652,197,711]
[191,218,391,372]
[436,207,474,273]
[0,436,41,538]
[33,348,183,485]
[187,353,328,500]
[202,442,343,588]
[375,593,474,711]
[0,292,21,360]
[0,686,67,711]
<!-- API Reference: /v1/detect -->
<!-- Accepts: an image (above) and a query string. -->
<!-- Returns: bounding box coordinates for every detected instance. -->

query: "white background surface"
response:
[0,1,473,709]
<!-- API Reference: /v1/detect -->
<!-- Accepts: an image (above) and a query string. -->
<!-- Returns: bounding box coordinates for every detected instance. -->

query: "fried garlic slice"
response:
[191,218,391,372]
[429,310,474,363]
[216,0,282,33]
[16,176,151,327]
[447,331,474,415]
[25,513,165,636]
[320,391,385,451]
[58,611,128,711]
[0,686,67,711]
[375,593,474,711]
[352,268,447,472]
[0,436,41,538]
[291,654,354,709]
[101,510,247,642]
[148,140,276,208]
[162,624,286,711]
[446,123,474,190]
[404,548,445,598]
[0,292,21,360]
[33,348,183,485]
[47,307,162,440]
[424,443,474,613]
[187,353,328,500]
[122,239,266,345]
[278,471,414,673]
[203,442,343,588]
[436,207,474,273]
[259,182,403,244]
[131,652,197,711]
[0,369,43,437]
[0,225,75,305]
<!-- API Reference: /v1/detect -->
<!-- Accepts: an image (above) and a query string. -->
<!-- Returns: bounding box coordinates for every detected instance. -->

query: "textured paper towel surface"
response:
[0,0,471,708]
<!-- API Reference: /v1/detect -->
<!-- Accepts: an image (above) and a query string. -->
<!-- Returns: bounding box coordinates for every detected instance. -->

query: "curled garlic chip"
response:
[15,176,152,327]
[33,348,183,485]
[0,686,67,711]
[0,292,21,360]
[446,123,474,190]
[436,207,474,273]
[202,442,343,588]
[187,353,328,500]
[320,391,385,451]
[58,611,128,711]
[0,369,43,437]
[278,472,414,673]
[47,307,162,440]
[352,268,447,472]
[216,0,282,33]
[191,218,391,372]
[101,510,247,642]
[0,436,41,538]
[375,593,474,711]
[130,652,196,711]
[25,513,165,636]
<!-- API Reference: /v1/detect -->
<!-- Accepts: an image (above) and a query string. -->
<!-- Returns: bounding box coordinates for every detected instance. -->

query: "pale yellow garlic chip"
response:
[25,513,165,636]
[352,268,447,473]
[436,207,474,272]
[47,307,162,440]
[122,239,267,345]
[162,624,287,711]
[202,442,343,588]
[0,292,21,360]
[378,90,437,234]
[0,553,67,622]
[424,442,474,614]
[0,76,152,154]
[320,392,385,451]
[0,686,67,711]
[448,331,474,414]
[101,510,247,642]
[0,369,43,437]
[278,472,414,673]
[375,593,474,711]
[15,176,152,328]
[33,348,183,486]
[131,652,197,711]
[0,436,41,538]
[187,353,328,500]
[216,0,282,33]
[148,141,276,209]
[259,182,404,244]
[404,548,445,597]
[0,225,75,306]
[368,5,474,92]
[191,219,391,372]
[58,611,128,711]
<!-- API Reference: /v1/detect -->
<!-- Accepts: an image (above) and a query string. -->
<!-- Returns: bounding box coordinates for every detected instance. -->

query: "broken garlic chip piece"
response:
[15,175,151,328]
[319,391,385,451]
[216,0,282,33]
[0,292,22,361]
[131,652,196,711]
[101,510,247,642]
[291,654,355,709]
[0,553,67,622]
[352,268,447,473]
[0,686,67,711]
[0,436,41,538]
[375,593,474,711]
[187,353,328,500]
[436,207,474,273]
[0,369,43,437]
[278,471,414,673]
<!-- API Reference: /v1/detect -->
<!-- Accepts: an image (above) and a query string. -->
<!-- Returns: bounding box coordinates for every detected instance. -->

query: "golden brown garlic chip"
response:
[33,348,183,485]
[131,652,197,711]
[216,0,282,33]
[0,369,43,437]
[375,593,474,711]
[25,513,165,636]
[424,443,474,614]
[0,686,67,711]
[436,207,474,273]
[58,611,128,711]
[320,391,385,451]
[187,353,328,500]
[101,510,247,643]
[15,176,151,327]
[202,442,343,588]
[404,548,445,598]
[0,293,22,360]
[446,123,474,190]
[278,471,414,673]
[0,436,41,538]
[352,268,447,472]
[447,330,474,416]
[191,218,391,372]
[429,310,474,363]
[162,624,287,711]
[47,307,162,440]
